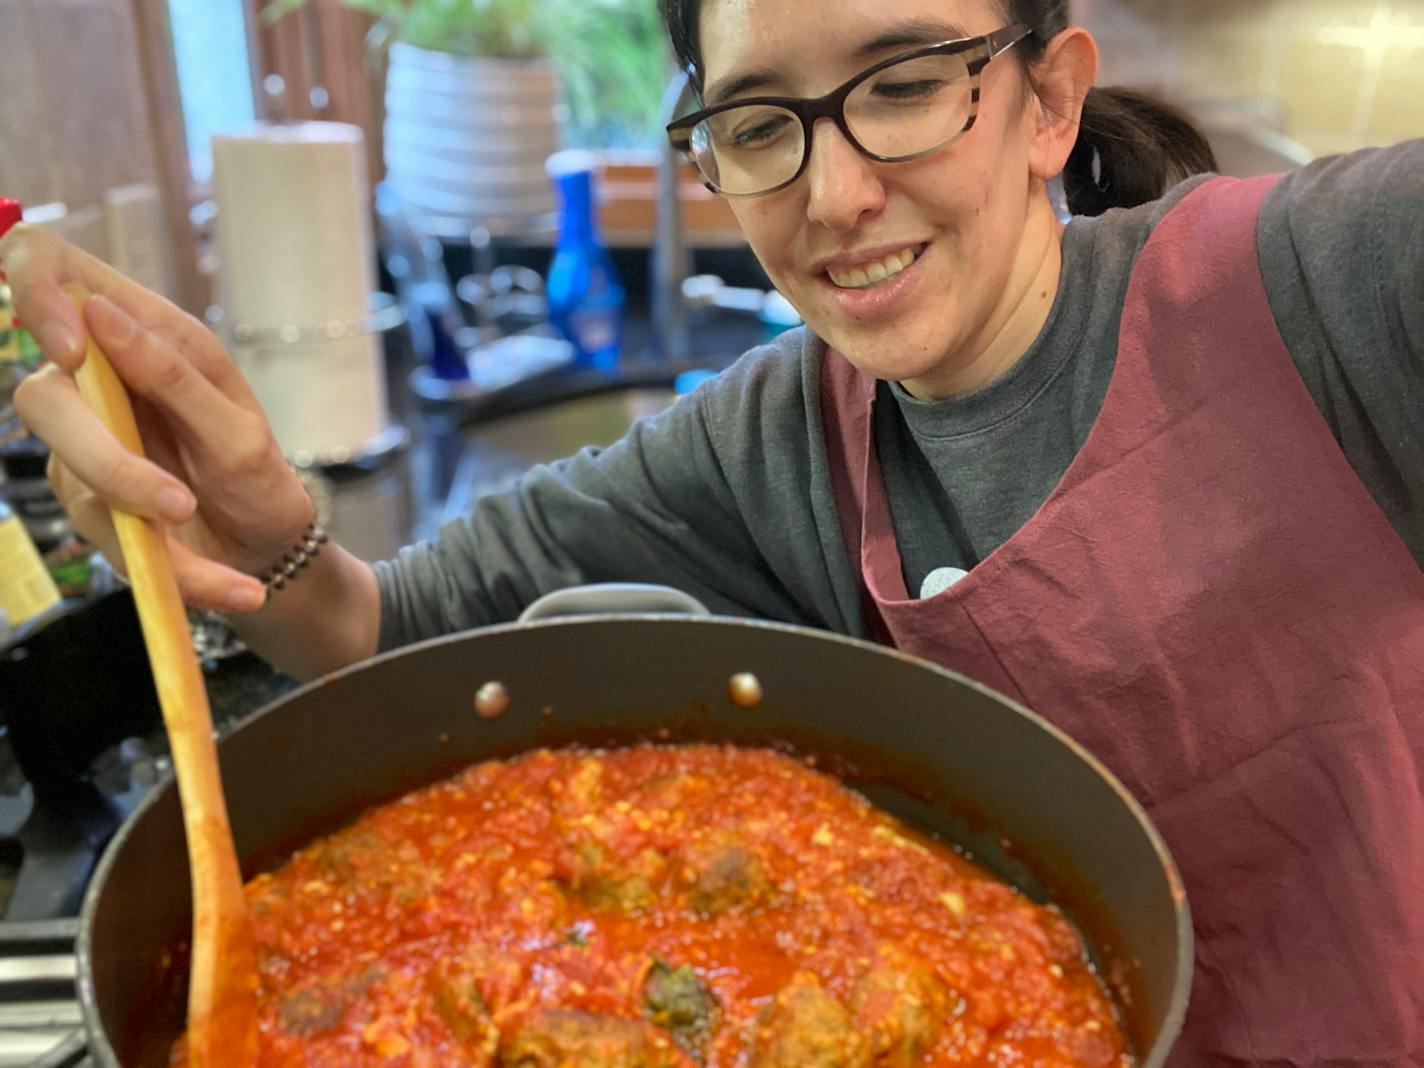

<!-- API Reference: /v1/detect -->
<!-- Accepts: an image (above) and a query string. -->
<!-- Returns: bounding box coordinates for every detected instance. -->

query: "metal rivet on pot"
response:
[728,672,763,709]
[474,681,511,719]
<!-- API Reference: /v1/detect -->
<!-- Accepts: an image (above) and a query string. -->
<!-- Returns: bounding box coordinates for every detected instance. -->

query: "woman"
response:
[4,0,1422,1061]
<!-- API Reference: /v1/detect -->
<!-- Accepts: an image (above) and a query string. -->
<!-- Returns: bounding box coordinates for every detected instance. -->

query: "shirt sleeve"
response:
[1257,138,1424,564]
[372,333,845,650]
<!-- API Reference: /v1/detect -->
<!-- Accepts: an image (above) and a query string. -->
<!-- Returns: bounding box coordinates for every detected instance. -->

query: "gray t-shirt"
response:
[376,140,1424,650]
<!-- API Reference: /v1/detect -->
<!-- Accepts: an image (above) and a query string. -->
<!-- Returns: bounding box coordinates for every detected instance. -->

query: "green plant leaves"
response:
[264,0,672,146]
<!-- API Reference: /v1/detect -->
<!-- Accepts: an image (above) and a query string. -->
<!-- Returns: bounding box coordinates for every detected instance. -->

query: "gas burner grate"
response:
[0,920,87,1066]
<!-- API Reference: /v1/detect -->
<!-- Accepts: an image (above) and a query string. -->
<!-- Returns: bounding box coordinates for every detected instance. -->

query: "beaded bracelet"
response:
[258,522,329,592]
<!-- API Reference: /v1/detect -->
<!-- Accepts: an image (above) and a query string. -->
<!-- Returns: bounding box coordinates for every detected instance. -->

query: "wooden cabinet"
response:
[0,0,202,311]
[0,0,155,220]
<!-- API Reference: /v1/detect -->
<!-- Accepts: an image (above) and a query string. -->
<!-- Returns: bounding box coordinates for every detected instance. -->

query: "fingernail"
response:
[226,584,265,613]
[156,485,195,522]
[37,322,80,361]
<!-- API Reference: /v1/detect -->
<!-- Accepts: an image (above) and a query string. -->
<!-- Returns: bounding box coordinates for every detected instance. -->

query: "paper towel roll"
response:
[212,122,388,458]
[238,335,388,460]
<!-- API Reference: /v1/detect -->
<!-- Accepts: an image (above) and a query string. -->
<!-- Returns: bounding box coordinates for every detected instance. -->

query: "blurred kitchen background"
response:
[1085,0,1421,159]
[2,0,1420,486]
[5,0,1420,321]
[0,1,1419,1062]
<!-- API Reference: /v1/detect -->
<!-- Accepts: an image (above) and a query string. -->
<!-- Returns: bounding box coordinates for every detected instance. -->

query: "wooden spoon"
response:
[66,284,258,1067]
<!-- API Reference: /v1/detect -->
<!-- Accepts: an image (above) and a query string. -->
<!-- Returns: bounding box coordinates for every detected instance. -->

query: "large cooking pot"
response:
[77,590,1192,1065]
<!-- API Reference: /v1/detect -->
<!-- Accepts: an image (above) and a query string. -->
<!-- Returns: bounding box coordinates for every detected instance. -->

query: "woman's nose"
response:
[803,118,886,232]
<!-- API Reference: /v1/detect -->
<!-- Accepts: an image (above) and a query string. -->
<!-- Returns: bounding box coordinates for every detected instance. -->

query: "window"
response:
[167,0,256,184]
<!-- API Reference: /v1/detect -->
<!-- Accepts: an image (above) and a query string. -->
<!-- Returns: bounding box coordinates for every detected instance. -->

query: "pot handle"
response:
[518,583,711,624]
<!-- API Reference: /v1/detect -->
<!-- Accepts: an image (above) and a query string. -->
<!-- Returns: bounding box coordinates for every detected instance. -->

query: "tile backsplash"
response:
[1077,0,1424,156]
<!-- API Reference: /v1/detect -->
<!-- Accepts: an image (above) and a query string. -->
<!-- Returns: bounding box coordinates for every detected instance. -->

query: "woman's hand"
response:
[2,224,314,614]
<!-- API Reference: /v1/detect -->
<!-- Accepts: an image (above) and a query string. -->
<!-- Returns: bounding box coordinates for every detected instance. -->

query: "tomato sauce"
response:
[175,744,1130,1066]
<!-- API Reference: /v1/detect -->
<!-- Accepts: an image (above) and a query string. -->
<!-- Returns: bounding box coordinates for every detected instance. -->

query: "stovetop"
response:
[0,602,299,1064]
[0,920,86,1067]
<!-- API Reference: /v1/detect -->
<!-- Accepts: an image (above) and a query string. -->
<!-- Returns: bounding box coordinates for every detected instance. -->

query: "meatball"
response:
[643,961,721,1062]
[559,840,668,913]
[499,1009,689,1068]
[675,834,774,917]
[551,758,673,913]
[426,949,523,1061]
[749,975,872,1068]
[308,830,430,907]
[274,964,385,1037]
[850,948,954,1065]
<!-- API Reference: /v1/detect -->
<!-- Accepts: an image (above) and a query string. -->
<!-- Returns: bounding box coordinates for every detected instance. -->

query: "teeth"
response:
[827,247,918,289]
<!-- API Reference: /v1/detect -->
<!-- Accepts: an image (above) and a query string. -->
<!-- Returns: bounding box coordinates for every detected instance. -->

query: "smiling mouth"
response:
[825,244,928,290]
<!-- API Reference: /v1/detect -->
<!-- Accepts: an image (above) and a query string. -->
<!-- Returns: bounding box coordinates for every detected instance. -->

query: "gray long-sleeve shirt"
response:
[376,140,1424,651]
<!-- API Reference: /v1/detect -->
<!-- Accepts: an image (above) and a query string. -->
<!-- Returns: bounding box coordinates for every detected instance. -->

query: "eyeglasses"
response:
[667,24,1033,198]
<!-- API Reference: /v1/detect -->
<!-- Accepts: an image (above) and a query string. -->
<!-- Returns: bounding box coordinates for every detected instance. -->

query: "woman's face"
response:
[699,0,1065,396]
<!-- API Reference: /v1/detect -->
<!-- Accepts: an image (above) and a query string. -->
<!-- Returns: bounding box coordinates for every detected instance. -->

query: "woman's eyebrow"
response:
[704,68,782,107]
[852,18,973,58]
[703,18,973,106]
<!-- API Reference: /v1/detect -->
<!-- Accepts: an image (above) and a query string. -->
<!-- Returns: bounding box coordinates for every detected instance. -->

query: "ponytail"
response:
[1062,86,1219,217]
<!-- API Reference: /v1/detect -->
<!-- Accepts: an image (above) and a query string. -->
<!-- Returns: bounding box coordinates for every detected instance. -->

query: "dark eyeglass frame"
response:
[667,23,1035,197]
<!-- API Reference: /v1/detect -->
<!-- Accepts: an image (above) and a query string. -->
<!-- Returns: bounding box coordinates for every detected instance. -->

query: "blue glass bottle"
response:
[545,151,625,372]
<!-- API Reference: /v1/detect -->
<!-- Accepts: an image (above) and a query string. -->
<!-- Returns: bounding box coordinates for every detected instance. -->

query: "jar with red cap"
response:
[1,198,43,373]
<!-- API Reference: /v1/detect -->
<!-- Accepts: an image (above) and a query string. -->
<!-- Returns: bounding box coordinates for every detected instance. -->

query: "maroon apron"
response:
[821,175,1424,1065]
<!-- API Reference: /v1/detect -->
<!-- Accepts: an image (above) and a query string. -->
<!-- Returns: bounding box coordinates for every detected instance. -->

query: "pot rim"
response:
[76,613,1194,1066]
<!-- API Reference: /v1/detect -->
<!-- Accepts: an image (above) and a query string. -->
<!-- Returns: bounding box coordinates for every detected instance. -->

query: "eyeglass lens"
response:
[689,51,975,195]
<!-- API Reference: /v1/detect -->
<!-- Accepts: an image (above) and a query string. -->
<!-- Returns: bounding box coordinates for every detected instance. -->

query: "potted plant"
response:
[265,0,669,225]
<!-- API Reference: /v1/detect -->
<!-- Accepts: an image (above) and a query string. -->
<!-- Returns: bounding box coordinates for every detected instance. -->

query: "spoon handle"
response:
[65,284,257,1067]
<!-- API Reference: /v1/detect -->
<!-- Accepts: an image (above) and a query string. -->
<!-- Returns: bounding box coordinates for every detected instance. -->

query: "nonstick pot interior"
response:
[79,616,1191,1066]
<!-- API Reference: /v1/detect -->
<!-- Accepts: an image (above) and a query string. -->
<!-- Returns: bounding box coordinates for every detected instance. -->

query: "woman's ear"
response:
[1026,28,1099,182]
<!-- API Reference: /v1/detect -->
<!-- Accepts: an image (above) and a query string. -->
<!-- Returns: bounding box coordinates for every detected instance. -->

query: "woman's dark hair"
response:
[659,0,1218,217]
